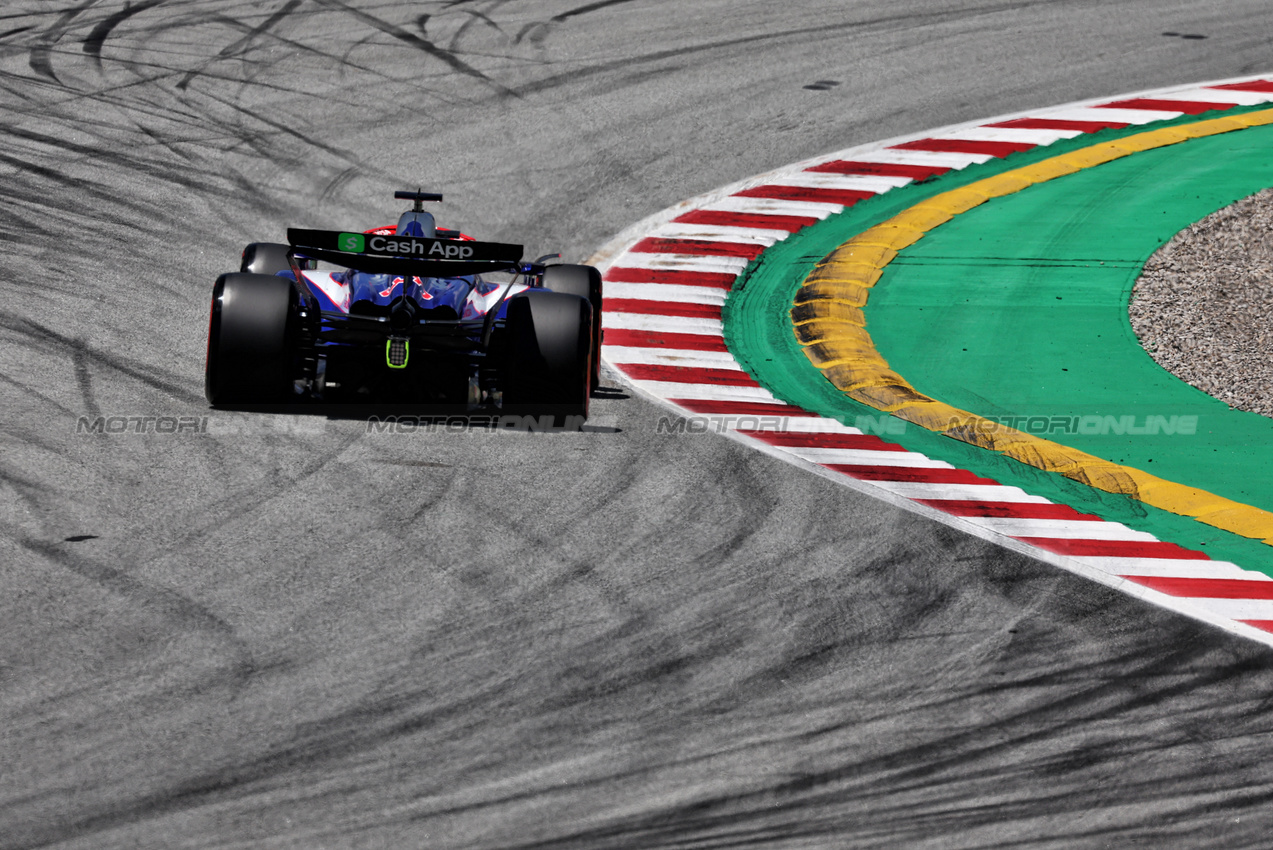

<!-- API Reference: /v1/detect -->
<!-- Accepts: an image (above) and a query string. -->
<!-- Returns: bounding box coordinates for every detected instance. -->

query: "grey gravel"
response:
[1131,188,1273,416]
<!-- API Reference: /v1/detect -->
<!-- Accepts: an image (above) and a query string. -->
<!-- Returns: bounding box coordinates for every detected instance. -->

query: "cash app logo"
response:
[338,232,365,252]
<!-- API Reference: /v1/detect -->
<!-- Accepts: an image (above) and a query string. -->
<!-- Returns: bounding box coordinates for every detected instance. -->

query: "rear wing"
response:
[287,228,523,276]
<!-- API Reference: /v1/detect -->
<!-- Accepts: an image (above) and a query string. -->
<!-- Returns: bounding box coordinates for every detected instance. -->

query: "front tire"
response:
[205,272,300,405]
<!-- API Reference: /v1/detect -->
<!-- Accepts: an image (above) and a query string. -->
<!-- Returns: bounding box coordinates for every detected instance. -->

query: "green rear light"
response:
[386,338,409,369]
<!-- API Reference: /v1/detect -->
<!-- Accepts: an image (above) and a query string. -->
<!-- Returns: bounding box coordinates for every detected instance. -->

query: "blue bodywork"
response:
[343,270,471,315]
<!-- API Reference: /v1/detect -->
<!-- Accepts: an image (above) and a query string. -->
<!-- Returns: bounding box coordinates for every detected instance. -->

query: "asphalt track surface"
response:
[4,2,1273,848]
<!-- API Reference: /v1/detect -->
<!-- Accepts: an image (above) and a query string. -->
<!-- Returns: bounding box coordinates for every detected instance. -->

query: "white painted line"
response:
[967,517,1160,541]
[862,148,994,167]
[735,417,863,434]
[700,195,844,218]
[763,172,910,193]
[927,126,1085,145]
[1038,106,1181,125]
[602,346,740,368]
[1099,557,1264,579]
[625,381,779,402]
[603,268,733,288]
[1177,86,1273,105]
[855,481,1053,503]
[782,447,955,467]
[601,313,723,334]
[611,252,752,274]
[604,282,729,305]
[1186,598,1273,621]
[649,222,790,244]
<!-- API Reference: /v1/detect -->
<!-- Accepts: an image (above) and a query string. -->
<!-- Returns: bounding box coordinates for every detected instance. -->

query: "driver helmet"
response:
[396,209,436,238]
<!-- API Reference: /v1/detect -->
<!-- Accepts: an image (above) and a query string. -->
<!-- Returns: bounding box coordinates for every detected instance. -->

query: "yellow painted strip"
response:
[791,300,866,328]
[794,107,1273,546]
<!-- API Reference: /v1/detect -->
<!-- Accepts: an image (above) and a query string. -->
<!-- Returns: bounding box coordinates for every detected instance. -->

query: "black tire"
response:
[503,290,592,427]
[205,273,299,405]
[541,264,603,394]
[240,242,294,276]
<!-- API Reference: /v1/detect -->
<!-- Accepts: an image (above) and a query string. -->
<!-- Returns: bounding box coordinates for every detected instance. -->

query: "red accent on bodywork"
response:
[363,225,474,239]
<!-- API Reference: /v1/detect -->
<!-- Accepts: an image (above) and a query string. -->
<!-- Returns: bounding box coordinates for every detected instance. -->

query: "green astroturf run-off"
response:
[727,116,1273,571]
[869,123,1273,518]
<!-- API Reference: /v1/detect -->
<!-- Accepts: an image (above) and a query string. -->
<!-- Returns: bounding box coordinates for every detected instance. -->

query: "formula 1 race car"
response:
[204,191,602,425]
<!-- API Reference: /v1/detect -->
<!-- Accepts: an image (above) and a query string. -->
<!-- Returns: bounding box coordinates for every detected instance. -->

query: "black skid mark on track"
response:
[197,85,397,183]
[425,9,502,54]
[318,165,361,204]
[0,467,48,521]
[514,1,1060,97]
[312,0,518,98]
[510,0,638,45]
[551,0,641,23]
[513,21,548,46]
[176,0,304,90]
[83,1,376,95]
[0,313,202,404]
[29,0,103,84]
[136,123,198,164]
[73,346,104,420]
[18,535,257,685]
[23,667,518,848]
[82,0,167,71]
[0,125,198,231]
[137,426,365,574]
[0,370,83,423]
[503,640,1255,849]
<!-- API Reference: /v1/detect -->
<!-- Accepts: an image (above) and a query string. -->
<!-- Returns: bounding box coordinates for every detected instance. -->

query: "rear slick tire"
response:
[503,290,592,428]
[205,272,299,405]
[540,264,603,394]
[239,242,295,276]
